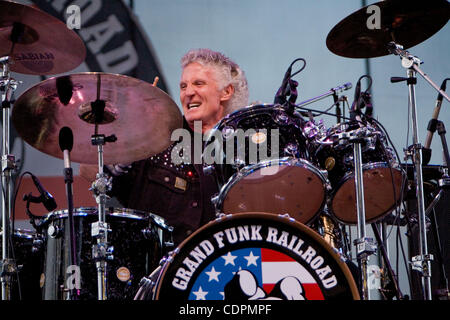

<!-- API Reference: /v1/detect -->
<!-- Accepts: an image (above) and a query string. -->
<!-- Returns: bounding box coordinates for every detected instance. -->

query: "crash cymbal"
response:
[0,0,86,75]
[326,0,450,58]
[12,72,183,165]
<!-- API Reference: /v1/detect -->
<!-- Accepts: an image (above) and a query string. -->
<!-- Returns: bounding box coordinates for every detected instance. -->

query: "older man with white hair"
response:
[80,48,249,246]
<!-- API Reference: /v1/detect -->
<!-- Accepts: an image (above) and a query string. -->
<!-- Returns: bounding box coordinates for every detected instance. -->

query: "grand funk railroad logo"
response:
[154,213,359,300]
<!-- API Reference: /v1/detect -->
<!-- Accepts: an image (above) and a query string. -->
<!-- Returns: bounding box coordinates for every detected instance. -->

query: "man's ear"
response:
[220,84,235,102]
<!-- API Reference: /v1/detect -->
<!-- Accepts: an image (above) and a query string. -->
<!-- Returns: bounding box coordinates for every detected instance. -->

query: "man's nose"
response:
[184,84,196,96]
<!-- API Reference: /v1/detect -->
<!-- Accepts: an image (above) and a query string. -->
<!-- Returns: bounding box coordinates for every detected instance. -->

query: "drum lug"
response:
[211,193,219,206]
[92,243,114,262]
[141,227,157,240]
[47,224,61,239]
[203,164,215,176]
[32,237,45,253]
[273,108,290,125]
[284,143,299,157]
[231,158,245,170]
[320,169,329,179]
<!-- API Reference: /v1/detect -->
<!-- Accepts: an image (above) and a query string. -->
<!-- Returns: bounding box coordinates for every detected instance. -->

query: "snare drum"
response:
[203,104,328,225]
[0,228,44,300]
[315,122,405,224]
[138,212,359,300]
[40,207,171,300]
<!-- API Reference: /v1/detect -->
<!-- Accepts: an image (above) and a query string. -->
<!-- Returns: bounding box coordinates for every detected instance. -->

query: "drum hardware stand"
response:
[87,86,118,300]
[90,131,116,301]
[423,121,450,299]
[337,128,377,300]
[61,141,80,300]
[371,223,403,300]
[1,53,21,301]
[388,42,450,300]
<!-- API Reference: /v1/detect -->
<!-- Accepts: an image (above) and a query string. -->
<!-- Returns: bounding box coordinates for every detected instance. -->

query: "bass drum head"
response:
[153,212,359,300]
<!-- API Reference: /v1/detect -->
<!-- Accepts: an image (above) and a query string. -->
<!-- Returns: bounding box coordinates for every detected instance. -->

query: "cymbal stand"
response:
[88,79,117,300]
[337,126,376,300]
[0,55,20,301]
[388,42,450,300]
[90,128,116,300]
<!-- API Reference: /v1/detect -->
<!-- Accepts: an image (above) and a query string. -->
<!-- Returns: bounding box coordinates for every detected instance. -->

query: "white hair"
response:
[181,48,249,115]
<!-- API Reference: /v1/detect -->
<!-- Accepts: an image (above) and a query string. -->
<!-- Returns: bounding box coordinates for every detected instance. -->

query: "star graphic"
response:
[222,252,237,266]
[205,266,221,282]
[192,286,208,300]
[244,251,259,266]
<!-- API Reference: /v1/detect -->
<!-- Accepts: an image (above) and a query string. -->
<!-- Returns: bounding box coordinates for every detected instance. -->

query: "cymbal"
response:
[326,0,450,58]
[12,72,183,165]
[0,1,86,75]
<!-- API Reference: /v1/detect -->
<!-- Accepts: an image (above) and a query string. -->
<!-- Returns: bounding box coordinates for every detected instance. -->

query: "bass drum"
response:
[203,104,328,225]
[40,207,172,300]
[137,212,360,300]
[0,228,44,300]
[315,122,405,224]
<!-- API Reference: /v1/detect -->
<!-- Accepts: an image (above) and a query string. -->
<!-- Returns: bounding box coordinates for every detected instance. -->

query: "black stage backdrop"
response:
[30,0,169,94]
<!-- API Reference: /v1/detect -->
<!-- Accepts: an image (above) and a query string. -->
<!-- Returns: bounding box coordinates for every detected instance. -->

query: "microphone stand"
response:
[63,161,79,299]
[387,42,449,300]
[335,126,376,300]
[333,92,341,124]
[1,54,20,301]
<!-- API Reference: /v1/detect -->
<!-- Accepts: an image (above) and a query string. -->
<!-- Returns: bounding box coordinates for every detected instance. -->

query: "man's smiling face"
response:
[180,62,232,132]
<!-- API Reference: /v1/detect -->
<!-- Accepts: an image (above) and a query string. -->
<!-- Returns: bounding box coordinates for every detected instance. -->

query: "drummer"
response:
[80,48,249,246]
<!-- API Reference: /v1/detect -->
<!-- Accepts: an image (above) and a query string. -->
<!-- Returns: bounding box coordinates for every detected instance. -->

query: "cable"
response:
[9,171,33,300]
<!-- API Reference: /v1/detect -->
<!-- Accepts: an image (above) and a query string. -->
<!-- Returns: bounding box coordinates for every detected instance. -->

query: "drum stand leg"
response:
[91,135,116,301]
[351,138,376,300]
[405,67,433,300]
[1,56,19,301]
[371,223,403,300]
[89,89,117,300]
[388,42,450,300]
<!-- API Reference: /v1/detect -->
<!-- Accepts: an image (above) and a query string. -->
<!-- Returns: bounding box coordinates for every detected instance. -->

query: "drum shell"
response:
[41,207,170,300]
[204,104,328,224]
[0,229,44,300]
[315,123,405,224]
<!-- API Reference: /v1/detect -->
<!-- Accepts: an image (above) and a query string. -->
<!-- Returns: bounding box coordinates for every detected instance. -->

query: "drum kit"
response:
[1,0,449,301]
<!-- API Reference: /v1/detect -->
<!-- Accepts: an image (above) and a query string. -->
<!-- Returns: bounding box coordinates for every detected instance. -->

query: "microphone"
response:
[424,78,449,150]
[350,77,362,121]
[59,126,74,169]
[30,174,57,211]
[274,58,305,110]
[361,91,373,118]
[274,65,293,105]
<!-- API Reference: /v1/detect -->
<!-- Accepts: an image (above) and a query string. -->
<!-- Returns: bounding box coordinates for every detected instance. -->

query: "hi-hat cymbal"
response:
[0,0,86,75]
[326,0,450,59]
[12,72,183,165]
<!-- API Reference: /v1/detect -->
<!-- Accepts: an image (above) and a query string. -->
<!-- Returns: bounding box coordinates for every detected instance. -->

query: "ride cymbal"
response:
[12,72,183,164]
[326,0,450,58]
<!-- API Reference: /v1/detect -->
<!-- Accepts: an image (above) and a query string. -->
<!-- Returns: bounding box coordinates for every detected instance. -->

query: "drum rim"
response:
[330,162,406,224]
[44,206,170,229]
[0,228,36,239]
[204,103,295,143]
[215,156,329,225]
[153,211,360,300]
